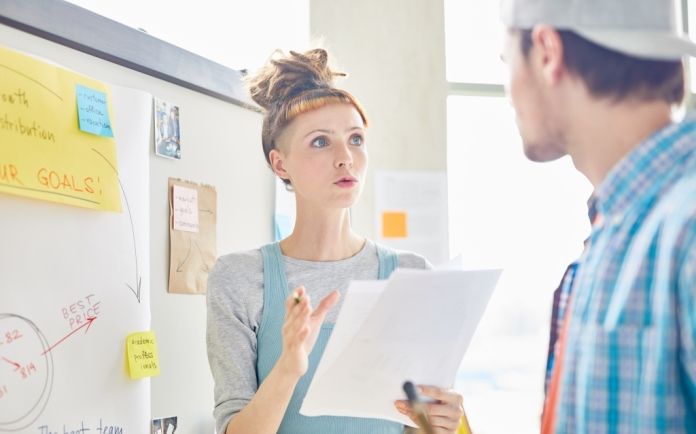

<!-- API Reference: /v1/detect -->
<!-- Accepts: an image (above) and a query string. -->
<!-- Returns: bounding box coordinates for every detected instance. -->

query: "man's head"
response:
[500,0,694,162]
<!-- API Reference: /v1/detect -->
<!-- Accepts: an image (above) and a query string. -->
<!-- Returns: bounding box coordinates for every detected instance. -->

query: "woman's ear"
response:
[269,149,290,182]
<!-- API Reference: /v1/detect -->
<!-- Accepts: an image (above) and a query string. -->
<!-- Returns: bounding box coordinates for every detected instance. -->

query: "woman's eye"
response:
[311,136,328,148]
[350,135,363,146]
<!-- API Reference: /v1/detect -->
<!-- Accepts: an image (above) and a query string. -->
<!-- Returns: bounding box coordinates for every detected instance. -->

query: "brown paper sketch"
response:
[168,178,217,294]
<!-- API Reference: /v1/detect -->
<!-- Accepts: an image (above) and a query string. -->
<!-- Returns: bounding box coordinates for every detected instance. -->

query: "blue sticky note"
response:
[76,84,114,137]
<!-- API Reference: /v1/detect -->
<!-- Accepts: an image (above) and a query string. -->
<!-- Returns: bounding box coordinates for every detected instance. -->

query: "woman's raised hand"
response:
[277,286,340,379]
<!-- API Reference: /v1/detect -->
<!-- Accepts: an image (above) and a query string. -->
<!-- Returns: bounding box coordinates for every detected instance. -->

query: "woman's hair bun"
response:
[247,48,346,110]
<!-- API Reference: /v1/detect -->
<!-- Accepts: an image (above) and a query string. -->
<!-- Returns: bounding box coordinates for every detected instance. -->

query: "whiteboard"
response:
[0,83,152,433]
[0,19,271,432]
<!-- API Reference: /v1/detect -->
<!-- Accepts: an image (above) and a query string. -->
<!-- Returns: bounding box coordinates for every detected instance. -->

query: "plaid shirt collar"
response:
[594,116,696,222]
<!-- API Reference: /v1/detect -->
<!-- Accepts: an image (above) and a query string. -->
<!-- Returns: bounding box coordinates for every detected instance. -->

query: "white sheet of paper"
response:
[436,254,464,271]
[300,268,501,426]
[172,185,199,232]
[313,280,387,380]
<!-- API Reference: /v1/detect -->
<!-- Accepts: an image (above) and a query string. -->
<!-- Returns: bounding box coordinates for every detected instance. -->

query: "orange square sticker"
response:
[382,212,407,238]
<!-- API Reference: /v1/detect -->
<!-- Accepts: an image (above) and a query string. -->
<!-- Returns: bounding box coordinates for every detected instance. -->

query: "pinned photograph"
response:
[151,416,177,434]
[154,98,181,159]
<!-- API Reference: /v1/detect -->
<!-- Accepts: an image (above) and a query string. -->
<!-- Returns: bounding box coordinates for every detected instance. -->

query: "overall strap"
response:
[260,242,287,291]
[258,242,289,340]
[375,242,399,280]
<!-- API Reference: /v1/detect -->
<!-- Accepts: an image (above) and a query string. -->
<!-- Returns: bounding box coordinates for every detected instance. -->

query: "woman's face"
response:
[272,102,367,210]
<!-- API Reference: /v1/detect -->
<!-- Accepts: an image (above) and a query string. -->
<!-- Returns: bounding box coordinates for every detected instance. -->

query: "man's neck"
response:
[565,99,673,188]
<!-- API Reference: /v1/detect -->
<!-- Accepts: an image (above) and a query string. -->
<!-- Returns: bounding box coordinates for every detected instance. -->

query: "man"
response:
[500,0,696,432]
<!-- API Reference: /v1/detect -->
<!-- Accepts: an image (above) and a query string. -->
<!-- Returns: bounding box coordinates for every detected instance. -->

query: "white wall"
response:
[309,0,448,239]
[149,98,269,432]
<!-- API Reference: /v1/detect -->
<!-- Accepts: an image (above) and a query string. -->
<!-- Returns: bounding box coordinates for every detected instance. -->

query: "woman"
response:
[206,48,464,434]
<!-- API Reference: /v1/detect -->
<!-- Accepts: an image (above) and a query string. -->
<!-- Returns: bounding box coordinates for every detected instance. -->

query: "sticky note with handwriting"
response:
[172,185,199,232]
[76,84,114,137]
[126,331,160,379]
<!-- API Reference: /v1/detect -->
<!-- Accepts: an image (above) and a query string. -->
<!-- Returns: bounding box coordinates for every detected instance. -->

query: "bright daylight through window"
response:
[445,1,593,433]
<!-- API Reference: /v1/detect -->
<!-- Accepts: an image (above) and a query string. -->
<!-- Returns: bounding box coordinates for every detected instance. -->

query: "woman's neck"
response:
[279,207,365,261]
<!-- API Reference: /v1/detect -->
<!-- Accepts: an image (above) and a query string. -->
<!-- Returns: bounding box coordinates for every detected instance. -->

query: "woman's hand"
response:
[394,385,465,434]
[276,286,340,379]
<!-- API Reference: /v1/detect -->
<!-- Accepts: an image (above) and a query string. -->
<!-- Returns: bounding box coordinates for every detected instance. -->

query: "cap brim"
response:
[574,30,696,60]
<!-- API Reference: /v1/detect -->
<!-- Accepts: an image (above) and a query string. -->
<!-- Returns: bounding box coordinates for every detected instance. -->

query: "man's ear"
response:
[269,148,290,182]
[532,25,565,86]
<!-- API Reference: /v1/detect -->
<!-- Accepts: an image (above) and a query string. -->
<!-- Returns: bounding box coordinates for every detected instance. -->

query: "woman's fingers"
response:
[418,385,461,406]
[311,290,340,321]
[393,401,417,424]
[283,288,311,347]
[397,386,464,434]
[285,294,311,330]
[283,303,309,336]
[284,286,307,320]
[394,402,458,433]
[425,401,462,419]
[428,414,460,431]
[431,423,460,434]
[394,400,409,414]
[284,288,339,353]
[286,287,338,324]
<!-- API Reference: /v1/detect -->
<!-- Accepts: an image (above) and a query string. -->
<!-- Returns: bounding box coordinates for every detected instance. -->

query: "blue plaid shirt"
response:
[545,198,596,395]
[554,117,696,433]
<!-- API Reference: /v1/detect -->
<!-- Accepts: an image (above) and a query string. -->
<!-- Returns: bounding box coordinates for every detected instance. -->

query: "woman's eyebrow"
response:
[303,128,333,138]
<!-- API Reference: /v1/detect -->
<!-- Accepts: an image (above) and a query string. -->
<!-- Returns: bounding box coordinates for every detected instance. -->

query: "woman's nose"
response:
[335,144,353,168]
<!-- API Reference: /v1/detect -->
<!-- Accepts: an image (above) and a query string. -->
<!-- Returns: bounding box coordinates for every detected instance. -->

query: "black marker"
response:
[403,381,434,434]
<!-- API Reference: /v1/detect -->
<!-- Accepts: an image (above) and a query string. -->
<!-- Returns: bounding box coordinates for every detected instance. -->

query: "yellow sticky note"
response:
[0,44,121,211]
[126,331,160,379]
[382,211,407,238]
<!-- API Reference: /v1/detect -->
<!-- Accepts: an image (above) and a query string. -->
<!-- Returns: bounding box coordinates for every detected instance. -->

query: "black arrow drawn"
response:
[92,148,142,303]
[176,237,193,272]
[193,240,211,272]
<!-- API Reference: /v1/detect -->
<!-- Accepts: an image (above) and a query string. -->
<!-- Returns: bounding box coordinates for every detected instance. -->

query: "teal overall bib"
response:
[256,242,403,434]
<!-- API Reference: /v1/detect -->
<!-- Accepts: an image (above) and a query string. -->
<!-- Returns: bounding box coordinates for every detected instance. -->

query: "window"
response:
[444,2,593,433]
[444,0,505,84]
[447,96,592,434]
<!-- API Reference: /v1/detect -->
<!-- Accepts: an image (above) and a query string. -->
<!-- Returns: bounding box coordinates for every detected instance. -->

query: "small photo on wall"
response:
[154,98,181,159]
[151,416,177,434]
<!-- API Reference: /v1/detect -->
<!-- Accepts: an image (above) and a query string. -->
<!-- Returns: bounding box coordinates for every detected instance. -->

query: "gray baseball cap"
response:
[500,0,696,60]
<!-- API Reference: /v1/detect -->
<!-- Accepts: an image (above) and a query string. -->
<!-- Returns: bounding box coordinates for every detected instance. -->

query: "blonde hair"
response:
[246,49,368,184]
